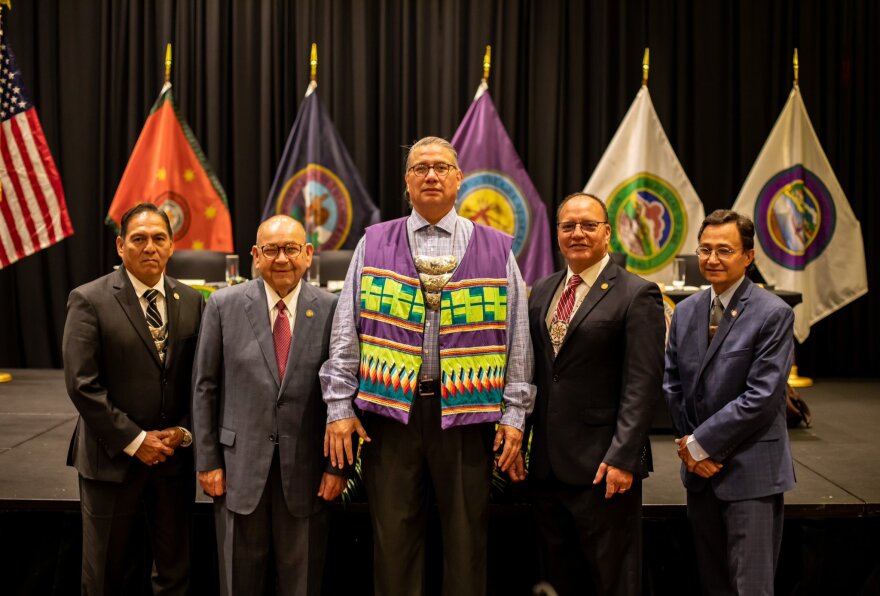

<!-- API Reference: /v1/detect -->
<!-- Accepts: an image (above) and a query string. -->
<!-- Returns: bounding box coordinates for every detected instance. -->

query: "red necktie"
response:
[549,275,584,354]
[552,274,583,324]
[273,300,291,380]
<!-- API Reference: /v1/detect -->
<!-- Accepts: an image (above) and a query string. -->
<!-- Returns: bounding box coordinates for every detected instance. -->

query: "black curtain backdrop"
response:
[0,0,876,377]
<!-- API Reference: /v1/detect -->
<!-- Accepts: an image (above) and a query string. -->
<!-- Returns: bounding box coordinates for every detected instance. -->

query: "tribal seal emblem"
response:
[754,165,835,270]
[606,173,687,275]
[274,164,353,250]
[153,191,191,241]
[457,170,530,256]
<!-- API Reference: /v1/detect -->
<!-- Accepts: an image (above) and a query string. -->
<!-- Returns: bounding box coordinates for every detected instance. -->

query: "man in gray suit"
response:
[192,215,344,596]
[664,209,796,595]
[64,203,204,595]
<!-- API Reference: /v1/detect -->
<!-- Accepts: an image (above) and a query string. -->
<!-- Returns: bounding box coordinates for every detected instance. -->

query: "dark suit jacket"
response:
[528,261,666,485]
[664,277,796,501]
[64,267,204,482]
[192,279,338,517]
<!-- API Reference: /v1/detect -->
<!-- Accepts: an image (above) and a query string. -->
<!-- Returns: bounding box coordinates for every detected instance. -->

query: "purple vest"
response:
[356,216,511,428]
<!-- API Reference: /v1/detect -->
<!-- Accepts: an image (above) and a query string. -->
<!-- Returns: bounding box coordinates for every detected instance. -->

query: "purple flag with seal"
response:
[263,81,379,249]
[451,82,553,285]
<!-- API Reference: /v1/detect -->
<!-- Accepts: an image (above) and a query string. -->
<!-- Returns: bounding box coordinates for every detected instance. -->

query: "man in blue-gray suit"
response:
[664,209,796,596]
[192,215,345,596]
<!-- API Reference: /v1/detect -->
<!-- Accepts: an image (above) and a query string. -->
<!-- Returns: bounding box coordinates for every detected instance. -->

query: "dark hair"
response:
[556,192,609,224]
[697,209,754,250]
[119,203,173,239]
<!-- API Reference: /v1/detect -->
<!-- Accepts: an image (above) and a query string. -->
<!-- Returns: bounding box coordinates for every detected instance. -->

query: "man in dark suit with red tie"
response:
[63,203,204,595]
[527,192,666,596]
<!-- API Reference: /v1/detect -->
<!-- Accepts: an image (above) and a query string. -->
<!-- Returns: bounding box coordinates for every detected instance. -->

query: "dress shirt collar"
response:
[126,268,166,299]
[710,274,746,310]
[263,279,302,314]
[566,253,610,289]
[407,207,459,235]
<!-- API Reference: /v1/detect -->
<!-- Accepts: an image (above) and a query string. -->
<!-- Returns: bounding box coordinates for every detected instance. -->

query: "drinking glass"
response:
[672,257,687,289]
[225,254,240,285]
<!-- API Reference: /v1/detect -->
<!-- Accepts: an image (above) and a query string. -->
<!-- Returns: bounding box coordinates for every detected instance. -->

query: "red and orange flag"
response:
[107,85,232,251]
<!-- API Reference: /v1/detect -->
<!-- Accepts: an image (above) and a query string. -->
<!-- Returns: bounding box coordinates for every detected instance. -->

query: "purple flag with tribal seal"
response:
[451,83,553,285]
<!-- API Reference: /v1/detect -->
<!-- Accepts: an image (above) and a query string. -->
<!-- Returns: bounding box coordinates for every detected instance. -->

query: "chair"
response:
[318,249,355,283]
[166,250,230,283]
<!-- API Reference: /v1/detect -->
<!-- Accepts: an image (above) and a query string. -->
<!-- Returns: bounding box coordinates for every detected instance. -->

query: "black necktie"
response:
[143,289,163,328]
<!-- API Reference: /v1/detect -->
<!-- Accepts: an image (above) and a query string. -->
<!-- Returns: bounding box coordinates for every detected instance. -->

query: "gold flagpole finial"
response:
[482,45,491,84]
[164,43,172,84]
[0,1,12,12]
[642,48,650,86]
[310,43,318,82]
[793,48,799,87]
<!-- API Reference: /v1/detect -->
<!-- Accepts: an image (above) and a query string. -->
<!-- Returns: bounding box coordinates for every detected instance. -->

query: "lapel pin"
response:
[731,309,738,317]
[600,282,609,290]
[173,292,180,300]
[306,309,314,318]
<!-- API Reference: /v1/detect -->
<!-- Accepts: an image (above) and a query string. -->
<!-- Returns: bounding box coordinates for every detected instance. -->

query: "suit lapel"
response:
[245,279,281,389]
[536,270,565,354]
[113,268,162,368]
[697,278,753,380]
[163,277,181,368]
[280,282,318,396]
[556,262,618,355]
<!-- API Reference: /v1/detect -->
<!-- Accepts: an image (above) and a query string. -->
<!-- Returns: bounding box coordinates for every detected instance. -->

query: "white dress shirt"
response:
[264,279,302,337]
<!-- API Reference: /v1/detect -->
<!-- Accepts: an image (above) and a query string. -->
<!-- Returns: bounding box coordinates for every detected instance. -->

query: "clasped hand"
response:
[674,435,723,479]
[134,429,179,466]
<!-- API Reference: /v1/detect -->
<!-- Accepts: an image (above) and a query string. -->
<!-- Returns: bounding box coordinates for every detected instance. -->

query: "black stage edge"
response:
[1,370,879,595]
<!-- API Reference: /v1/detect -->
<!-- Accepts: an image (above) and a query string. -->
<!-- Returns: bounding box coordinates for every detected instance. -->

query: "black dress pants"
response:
[361,390,495,596]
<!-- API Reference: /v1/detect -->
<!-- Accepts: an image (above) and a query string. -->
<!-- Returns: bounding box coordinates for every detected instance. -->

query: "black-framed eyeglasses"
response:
[407,162,457,178]
[258,243,303,259]
[557,220,607,234]
[695,246,742,260]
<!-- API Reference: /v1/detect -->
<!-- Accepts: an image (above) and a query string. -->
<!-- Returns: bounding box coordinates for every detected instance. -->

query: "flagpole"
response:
[642,48,649,86]
[305,42,321,285]
[161,43,172,94]
[786,46,813,389]
[0,0,10,382]
[482,45,491,84]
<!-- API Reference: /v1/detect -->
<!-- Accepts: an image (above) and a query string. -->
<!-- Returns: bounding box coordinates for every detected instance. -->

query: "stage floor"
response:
[1,369,878,517]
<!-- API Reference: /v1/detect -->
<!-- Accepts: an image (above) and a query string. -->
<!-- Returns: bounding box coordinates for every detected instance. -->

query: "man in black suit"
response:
[63,203,204,595]
[527,192,666,596]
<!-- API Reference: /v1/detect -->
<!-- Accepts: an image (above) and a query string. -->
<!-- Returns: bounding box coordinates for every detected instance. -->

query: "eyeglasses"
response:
[258,243,303,259]
[407,162,457,178]
[557,220,607,234]
[695,246,742,260]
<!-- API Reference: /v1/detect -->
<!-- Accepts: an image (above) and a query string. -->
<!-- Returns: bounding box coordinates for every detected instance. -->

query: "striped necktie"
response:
[549,274,583,354]
[143,289,163,328]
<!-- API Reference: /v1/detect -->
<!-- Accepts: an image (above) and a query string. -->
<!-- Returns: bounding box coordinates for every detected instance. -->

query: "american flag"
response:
[0,11,73,269]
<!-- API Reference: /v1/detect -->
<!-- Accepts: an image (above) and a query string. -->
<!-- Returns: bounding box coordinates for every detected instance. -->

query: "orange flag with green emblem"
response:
[107,84,232,251]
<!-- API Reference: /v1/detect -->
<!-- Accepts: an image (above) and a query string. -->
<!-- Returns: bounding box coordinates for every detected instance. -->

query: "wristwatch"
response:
[178,426,193,448]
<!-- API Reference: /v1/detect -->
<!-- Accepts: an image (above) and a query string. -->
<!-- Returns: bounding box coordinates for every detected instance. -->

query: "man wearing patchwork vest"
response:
[320,136,535,596]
